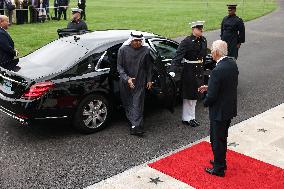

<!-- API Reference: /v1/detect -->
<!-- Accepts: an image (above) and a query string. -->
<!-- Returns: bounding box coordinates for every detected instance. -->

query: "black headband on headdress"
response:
[131,32,143,38]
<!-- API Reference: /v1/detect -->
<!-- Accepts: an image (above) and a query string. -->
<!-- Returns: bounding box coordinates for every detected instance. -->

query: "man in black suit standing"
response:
[0,0,4,15]
[30,0,39,23]
[77,0,85,20]
[198,40,239,177]
[57,0,68,20]
[0,15,17,68]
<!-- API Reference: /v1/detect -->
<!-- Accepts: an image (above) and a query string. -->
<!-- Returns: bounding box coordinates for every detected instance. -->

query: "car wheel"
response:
[73,94,111,134]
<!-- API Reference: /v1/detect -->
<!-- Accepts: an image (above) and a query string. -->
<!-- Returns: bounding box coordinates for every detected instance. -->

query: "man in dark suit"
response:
[0,0,4,15]
[198,40,239,177]
[77,0,85,20]
[57,0,68,20]
[0,15,17,68]
[29,0,39,23]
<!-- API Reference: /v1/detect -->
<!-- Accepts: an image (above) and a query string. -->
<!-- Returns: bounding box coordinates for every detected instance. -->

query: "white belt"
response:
[183,59,203,64]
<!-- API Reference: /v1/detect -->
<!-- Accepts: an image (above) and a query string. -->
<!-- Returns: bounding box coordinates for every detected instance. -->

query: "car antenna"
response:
[74,36,80,42]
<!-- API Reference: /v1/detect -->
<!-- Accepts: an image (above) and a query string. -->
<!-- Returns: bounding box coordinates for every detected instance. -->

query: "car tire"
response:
[73,94,111,134]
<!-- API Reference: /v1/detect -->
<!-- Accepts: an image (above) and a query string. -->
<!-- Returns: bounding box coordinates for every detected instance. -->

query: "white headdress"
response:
[122,31,148,46]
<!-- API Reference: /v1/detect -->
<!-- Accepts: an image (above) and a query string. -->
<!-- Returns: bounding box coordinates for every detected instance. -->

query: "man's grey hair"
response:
[211,40,228,56]
[0,15,8,22]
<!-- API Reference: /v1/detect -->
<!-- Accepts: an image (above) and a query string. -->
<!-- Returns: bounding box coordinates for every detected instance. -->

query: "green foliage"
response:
[9,0,276,56]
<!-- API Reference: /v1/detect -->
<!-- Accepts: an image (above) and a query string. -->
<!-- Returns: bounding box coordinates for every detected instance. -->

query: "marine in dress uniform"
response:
[221,4,245,60]
[117,32,153,136]
[67,8,87,31]
[170,21,207,127]
[198,40,239,177]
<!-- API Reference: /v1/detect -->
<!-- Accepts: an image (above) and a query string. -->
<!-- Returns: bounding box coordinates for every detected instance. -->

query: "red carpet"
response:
[148,141,284,189]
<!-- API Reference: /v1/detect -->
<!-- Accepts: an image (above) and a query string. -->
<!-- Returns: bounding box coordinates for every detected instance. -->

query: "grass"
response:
[8,0,277,56]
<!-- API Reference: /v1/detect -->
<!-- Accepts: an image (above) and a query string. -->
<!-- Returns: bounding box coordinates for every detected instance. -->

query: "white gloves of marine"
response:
[169,72,175,78]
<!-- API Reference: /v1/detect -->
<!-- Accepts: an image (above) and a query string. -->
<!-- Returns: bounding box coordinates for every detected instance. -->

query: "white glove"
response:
[169,72,175,78]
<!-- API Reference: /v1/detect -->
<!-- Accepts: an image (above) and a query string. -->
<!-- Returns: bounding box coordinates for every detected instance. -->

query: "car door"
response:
[100,43,123,104]
[57,52,110,101]
[146,38,178,112]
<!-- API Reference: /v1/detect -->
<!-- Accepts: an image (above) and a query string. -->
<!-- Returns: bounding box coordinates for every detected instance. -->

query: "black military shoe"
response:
[130,126,145,136]
[189,119,199,127]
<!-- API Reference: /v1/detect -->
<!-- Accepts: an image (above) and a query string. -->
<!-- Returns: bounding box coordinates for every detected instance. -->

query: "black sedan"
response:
[0,30,214,133]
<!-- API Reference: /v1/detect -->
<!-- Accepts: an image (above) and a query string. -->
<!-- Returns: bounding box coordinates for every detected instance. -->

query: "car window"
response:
[151,40,178,60]
[15,40,89,79]
[63,52,103,76]
[106,44,122,63]
[98,52,111,69]
[98,44,122,72]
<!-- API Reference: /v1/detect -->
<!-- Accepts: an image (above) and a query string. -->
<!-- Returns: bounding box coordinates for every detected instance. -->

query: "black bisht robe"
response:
[117,45,152,127]
[221,14,245,59]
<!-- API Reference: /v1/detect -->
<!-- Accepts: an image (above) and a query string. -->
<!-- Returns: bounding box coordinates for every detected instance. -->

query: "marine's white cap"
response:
[190,21,205,28]
[71,8,82,13]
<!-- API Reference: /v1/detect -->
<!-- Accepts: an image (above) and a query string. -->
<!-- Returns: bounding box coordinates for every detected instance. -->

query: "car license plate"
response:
[2,80,13,94]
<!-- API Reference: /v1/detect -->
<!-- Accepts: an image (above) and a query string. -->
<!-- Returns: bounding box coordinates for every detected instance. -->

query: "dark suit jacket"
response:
[78,0,85,5]
[58,0,68,6]
[203,57,239,121]
[0,27,16,67]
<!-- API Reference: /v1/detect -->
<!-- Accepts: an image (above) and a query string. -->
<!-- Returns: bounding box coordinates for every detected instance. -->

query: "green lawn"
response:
[9,0,277,56]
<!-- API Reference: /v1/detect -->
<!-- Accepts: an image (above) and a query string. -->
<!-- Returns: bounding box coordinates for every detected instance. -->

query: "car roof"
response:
[61,29,158,53]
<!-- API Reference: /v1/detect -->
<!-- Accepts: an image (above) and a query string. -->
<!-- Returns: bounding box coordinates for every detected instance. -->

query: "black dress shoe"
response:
[189,120,199,127]
[205,167,225,177]
[210,160,227,170]
[130,126,145,136]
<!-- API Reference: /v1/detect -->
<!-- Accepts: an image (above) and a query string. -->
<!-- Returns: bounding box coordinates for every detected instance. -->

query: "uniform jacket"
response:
[221,14,245,59]
[203,57,239,121]
[67,19,87,30]
[171,35,207,99]
[221,15,245,44]
[0,27,16,67]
